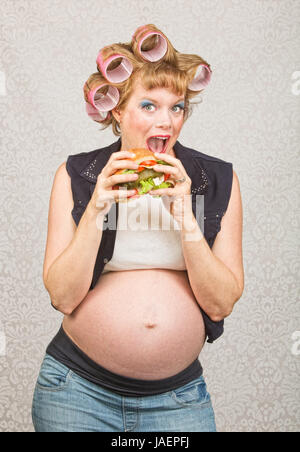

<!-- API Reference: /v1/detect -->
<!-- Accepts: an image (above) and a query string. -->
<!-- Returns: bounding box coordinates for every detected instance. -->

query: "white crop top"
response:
[102,194,187,273]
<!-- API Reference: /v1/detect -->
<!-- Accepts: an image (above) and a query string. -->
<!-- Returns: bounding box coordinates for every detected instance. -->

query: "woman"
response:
[32,25,244,432]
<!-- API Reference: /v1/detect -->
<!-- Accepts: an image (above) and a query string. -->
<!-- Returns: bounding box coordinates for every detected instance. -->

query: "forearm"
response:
[180,216,240,321]
[45,202,104,314]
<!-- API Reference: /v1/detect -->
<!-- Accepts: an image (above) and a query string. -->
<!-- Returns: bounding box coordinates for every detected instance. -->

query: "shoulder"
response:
[232,169,241,188]
[193,147,233,184]
[181,143,233,191]
[178,143,233,188]
[65,140,121,178]
[66,148,100,175]
[179,142,231,166]
[230,170,242,216]
[51,162,70,190]
[180,142,234,215]
[195,150,233,178]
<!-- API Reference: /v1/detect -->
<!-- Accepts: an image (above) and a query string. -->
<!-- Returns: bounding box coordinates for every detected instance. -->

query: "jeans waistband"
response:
[46,324,203,397]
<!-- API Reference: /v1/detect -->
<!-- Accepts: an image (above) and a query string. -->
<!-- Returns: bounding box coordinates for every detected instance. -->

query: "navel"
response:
[145,323,156,329]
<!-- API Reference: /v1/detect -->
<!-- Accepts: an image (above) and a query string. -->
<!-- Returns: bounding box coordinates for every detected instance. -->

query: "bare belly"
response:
[63,269,206,380]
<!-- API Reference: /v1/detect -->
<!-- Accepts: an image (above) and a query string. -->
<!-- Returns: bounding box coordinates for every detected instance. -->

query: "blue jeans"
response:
[31,354,217,432]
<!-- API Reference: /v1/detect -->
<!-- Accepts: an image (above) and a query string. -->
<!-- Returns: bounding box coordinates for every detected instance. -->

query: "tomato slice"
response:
[137,159,158,173]
[139,160,157,166]
[164,174,170,181]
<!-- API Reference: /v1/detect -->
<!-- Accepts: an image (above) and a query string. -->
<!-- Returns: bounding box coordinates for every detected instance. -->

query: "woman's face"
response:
[112,80,186,156]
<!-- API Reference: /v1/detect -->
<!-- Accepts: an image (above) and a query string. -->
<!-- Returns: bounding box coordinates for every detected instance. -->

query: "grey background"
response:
[0,0,299,432]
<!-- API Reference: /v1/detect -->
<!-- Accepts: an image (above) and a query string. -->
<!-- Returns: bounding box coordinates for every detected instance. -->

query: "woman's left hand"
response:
[149,152,194,227]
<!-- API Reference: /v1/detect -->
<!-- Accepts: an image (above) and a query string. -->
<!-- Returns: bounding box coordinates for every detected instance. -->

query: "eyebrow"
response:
[139,97,185,104]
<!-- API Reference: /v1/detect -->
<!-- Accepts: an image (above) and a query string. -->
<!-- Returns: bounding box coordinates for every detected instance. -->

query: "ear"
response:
[111,107,122,123]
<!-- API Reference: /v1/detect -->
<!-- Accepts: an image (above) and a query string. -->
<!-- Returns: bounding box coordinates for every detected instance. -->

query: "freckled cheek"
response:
[128,111,152,132]
[174,117,184,134]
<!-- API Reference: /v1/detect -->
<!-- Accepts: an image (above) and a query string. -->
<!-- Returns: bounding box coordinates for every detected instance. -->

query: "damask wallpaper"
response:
[0,0,299,432]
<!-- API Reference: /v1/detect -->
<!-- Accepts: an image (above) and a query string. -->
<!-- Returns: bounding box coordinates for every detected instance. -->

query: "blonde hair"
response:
[85,25,211,136]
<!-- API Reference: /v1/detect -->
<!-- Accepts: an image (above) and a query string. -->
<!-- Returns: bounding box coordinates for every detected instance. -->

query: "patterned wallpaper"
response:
[0,0,299,432]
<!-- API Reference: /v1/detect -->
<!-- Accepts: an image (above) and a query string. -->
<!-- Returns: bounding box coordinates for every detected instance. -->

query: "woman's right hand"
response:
[89,150,139,216]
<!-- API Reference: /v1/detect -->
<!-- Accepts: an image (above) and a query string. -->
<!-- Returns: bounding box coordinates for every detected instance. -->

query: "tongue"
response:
[148,137,164,152]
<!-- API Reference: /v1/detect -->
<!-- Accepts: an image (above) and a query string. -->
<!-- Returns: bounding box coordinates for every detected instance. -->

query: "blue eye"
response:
[140,101,155,111]
[140,101,185,112]
[173,103,185,112]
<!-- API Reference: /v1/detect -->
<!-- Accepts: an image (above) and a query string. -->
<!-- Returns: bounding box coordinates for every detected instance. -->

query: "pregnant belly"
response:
[63,269,206,380]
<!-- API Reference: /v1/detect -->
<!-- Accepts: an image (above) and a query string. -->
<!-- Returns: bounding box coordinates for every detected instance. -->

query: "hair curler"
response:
[188,64,212,91]
[96,44,135,83]
[176,52,212,92]
[85,102,109,123]
[87,83,119,111]
[83,73,119,122]
[131,24,149,41]
[131,24,176,64]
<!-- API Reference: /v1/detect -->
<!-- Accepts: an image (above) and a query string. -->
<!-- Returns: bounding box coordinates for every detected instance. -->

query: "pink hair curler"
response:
[131,24,176,64]
[136,31,168,62]
[132,24,148,41]
[96,51,133,83]
[87,83,120,112]
[188,64,212,91]
[83,73,119,123]
[85,102,108,122]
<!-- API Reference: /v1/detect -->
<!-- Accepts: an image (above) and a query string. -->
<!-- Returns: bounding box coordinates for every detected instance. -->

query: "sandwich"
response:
[112,148,175,201]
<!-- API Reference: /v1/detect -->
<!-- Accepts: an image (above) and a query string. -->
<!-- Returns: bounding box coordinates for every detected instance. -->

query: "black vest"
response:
[66,138,233,343]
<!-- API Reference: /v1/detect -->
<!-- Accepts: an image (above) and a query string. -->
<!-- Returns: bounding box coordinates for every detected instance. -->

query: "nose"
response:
[155,108,172,129]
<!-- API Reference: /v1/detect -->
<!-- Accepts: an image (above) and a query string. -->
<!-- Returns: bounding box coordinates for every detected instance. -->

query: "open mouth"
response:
[146,136,170,154]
